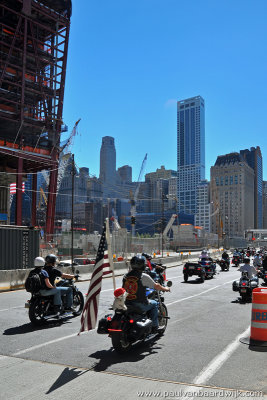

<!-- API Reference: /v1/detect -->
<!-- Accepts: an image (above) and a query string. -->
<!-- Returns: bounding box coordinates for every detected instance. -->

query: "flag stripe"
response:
[79,225,112,334]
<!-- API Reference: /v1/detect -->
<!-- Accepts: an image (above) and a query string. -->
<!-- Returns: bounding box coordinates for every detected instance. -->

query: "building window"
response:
[220,177,224,186]
[230,176,233,185]
[235,175,238,184]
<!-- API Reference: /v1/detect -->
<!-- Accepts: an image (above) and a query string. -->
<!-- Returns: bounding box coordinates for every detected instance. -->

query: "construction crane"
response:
[38,187,48,208]
[130,153,147,237]
[163,214,177,240]
[41,119,81,191]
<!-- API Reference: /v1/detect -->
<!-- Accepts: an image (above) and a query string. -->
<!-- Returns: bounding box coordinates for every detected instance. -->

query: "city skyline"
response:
[62,0,267,182]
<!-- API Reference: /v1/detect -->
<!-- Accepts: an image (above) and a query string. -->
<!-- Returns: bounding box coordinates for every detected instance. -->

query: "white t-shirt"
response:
[238,264,257,279]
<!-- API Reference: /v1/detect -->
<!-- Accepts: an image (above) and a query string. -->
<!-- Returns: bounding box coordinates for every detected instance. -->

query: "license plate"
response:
[25,303,30,308]
[240,289,246,293]
[189,266,195,269]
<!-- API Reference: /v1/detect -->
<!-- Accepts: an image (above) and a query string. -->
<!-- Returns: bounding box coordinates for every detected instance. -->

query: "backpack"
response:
[25,268,44,293]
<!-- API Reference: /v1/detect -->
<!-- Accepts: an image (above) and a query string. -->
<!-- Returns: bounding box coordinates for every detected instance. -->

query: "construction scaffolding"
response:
[0,0,72,234]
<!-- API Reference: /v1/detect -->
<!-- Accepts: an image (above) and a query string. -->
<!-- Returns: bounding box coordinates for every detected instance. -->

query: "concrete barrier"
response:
[0,250,223,292]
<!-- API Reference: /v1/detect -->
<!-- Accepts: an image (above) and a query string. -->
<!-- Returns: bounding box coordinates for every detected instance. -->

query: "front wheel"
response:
[29,298,46,326]
[111,332,132,354]
[72,291,84,316]
[157,303,168,336]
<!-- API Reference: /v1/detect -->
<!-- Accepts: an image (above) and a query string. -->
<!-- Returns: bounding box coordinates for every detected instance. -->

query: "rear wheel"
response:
[111,333,131,354]
[29,298,46,326]
[72,291,84,316]
[184,274,188,282]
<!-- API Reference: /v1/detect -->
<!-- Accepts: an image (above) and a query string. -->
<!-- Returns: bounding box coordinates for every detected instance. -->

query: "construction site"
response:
[0,0,71,235]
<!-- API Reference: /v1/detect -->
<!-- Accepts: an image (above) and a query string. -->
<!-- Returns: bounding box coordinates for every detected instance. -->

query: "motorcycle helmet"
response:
[34,256,45,267]
[142,253,152,260]
[45,254,58,265]
[130,255,146,270]
[243,257,250,263]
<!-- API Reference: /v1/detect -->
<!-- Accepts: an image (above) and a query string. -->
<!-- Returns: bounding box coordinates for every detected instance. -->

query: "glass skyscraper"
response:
[177,96,205,216]
[240,146,263,229]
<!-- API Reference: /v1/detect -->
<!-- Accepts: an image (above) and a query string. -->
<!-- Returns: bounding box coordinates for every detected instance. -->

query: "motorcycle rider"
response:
[39,254,76,315]
[221,250,230,267]
[253,252,262,270]
[123,255,170,333]
[238,257,258,281]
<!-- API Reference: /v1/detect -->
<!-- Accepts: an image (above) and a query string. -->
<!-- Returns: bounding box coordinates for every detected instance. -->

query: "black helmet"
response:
[142,253,152,260]
[130,255,146,270]
[244,257,250,263]
[45,254,58,265]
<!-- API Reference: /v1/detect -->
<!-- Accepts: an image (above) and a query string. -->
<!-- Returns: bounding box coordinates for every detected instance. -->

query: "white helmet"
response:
[34,256,45,267]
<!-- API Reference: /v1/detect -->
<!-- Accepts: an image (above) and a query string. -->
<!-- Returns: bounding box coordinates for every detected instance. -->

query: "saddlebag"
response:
[135,318,153,336]
[232,280,239,292]
[97,314,112,334]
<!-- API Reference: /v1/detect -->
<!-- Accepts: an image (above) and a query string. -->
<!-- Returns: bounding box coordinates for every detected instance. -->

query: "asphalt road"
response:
[0,260,266,400]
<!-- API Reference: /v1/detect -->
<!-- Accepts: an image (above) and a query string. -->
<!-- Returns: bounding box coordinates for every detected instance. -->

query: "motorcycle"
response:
[97,280,172,354]
[26,273,84,326]
[258,267,267,286]
[198,259,216,279]
[216,259,230,271]
[231,256,240,267]
[232,272,258,302]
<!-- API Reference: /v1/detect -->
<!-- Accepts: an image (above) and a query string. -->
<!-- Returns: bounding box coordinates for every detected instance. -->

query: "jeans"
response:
[132,300,158,328]
[39,287,73,308]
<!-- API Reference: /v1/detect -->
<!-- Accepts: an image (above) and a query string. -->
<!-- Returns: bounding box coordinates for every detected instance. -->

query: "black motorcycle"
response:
[216,259,230,271]
[198,259,216,279]
[232,272,258,302]
[231,255,240,267]
[97,281,172,354]
[26,274,84,326]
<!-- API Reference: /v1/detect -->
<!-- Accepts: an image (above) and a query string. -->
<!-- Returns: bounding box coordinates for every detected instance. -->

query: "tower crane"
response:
[130,153,147,237]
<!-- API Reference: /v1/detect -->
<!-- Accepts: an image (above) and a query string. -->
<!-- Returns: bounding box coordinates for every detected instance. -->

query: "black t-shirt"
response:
[44,266,62,286]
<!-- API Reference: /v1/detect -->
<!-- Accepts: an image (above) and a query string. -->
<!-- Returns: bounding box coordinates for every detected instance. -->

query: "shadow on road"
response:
[181,280,204,284]
[46,367,89,394]
[89,337,162,372]
[3,319,72,335]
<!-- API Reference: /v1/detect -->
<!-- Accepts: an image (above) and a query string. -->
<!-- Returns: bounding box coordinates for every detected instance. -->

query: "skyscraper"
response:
[99,136,117,198]
[177,96,205,215]
[240,146,263,229]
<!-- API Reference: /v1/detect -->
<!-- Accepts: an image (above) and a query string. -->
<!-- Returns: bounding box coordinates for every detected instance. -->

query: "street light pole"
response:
[161,192,164,258]
[71,154,75,273]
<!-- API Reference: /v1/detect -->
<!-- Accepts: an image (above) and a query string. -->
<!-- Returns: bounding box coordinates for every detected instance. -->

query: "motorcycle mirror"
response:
[167,281,172,287]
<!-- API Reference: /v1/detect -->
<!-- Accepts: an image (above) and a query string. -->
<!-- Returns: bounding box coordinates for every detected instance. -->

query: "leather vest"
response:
[123,269,148,304]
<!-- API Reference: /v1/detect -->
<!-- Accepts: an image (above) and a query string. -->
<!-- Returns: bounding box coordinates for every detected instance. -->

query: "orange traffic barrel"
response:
[250,288,267,342]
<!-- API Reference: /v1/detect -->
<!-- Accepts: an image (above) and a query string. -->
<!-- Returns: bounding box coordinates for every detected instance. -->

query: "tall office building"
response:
[177,96,205,216]
[195,180,211,232]
[240,147,263,229]
[263,181,267,229]
[210,153,254,237]
[100,136,116,184]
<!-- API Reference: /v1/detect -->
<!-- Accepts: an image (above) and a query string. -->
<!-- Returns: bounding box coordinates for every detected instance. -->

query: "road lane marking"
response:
[0,306,24,312]
[181,326,250,399]
[13,330,94,356]
[193,326,250,385]
[166,279,234,306]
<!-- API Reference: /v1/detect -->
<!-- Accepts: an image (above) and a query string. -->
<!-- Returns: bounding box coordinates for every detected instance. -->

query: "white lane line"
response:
[166,279,234,306]
[0,306,24,312]
[182,326,250,399]
[194,326,250,384]
[13,330,94,356]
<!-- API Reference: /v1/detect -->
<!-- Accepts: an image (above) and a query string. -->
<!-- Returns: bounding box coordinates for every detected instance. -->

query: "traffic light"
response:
[131,216,136,225]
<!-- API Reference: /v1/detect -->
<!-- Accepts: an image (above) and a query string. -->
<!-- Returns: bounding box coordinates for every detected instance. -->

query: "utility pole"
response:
[71,154,75,273]
[161,192,165,258]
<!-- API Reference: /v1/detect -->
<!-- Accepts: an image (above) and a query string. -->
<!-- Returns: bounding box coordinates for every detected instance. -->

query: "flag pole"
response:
[105,217,116,290]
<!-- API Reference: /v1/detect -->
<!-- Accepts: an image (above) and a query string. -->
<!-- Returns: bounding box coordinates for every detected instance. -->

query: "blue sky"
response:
[62,0,267,181]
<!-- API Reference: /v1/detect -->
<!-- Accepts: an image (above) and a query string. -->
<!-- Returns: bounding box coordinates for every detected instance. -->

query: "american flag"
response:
[10,183,25,194]
[79,221,113,333]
